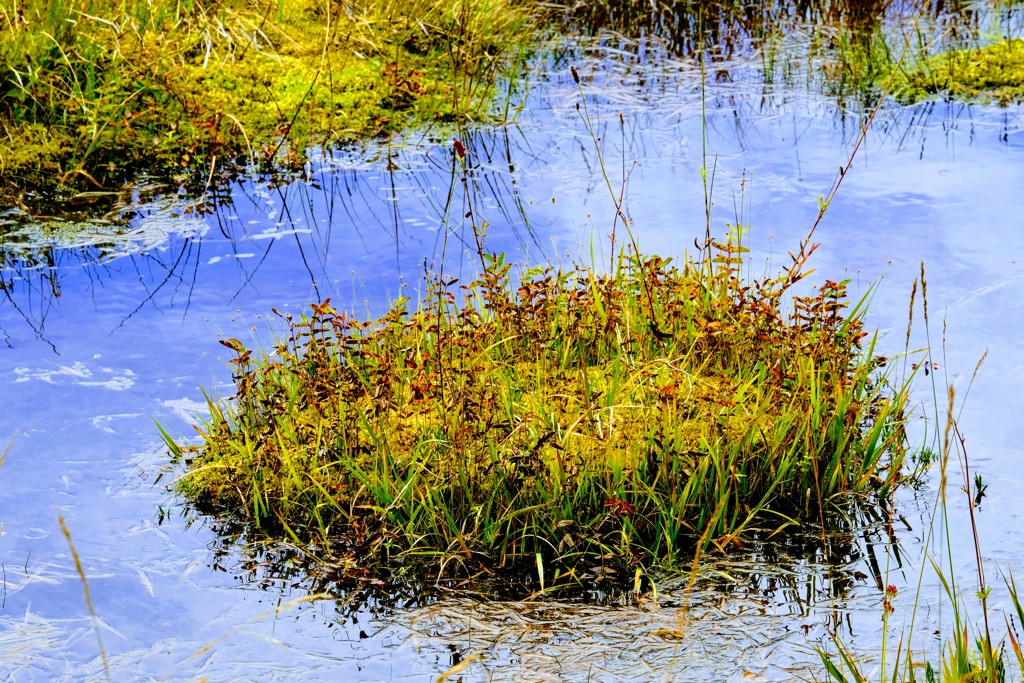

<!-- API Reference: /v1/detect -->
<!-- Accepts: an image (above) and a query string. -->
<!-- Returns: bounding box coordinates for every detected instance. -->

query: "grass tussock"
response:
[169,229,911,583]
[0,0,535,199]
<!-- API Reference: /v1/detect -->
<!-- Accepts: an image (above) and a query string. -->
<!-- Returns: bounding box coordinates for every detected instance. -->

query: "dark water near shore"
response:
[3,13,1024,683]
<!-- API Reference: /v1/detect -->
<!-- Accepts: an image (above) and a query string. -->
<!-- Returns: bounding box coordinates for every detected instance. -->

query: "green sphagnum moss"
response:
[895,37,1024,104]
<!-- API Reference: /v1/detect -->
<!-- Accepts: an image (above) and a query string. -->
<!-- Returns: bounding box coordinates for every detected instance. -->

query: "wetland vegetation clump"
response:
[0,0,534,201]
[894,37,1024,105]
[169,230,911,584]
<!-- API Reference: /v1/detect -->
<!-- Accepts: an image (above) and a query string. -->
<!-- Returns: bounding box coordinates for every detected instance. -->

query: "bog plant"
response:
[0,0,534,199]
[168,224,911,582]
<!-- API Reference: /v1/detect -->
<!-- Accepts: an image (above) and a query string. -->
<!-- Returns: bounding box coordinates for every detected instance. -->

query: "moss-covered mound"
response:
[168,234,910,583]
[0,0,534,200]
[895,37,1024,105]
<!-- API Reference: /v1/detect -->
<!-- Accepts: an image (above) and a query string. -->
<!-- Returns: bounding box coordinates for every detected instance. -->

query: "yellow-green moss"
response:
[894,37,1024,104]
[168,238,912,578]
[0,0,535,200]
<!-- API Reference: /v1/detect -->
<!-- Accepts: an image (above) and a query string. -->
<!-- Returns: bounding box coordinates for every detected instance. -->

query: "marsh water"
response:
[3,6,1024,681]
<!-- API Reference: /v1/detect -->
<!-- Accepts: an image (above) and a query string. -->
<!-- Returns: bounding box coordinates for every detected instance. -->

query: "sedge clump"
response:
[168,230,910,584]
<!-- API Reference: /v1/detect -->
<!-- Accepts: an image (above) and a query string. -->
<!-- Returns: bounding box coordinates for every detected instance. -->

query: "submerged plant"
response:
[168,225,911,584]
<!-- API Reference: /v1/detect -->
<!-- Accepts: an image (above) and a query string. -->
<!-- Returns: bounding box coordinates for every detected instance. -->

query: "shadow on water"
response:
[547,0,1024,110]
[178,498,912,680]
[552,0,1021,56]
[554,0,892,56]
